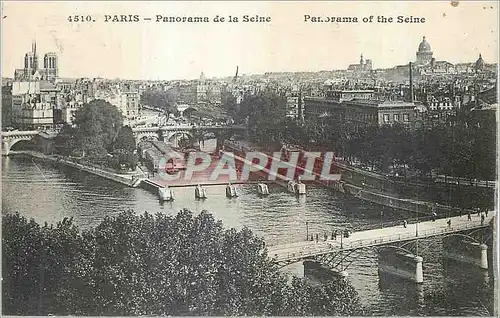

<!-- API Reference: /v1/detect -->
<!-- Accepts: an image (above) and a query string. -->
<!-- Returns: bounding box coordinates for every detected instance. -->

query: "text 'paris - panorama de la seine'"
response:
[71,14,425,24]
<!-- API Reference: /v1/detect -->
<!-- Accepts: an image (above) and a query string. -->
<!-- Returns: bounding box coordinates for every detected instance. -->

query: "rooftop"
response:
[40,81,58,91]
[345,99,416,108]
[330,89,375,93]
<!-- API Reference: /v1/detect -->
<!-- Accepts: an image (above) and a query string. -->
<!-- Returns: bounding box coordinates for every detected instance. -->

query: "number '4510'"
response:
[67,15,94,22]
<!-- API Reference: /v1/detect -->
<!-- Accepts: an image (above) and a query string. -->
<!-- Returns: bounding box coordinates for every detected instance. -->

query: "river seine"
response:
[2,155,494,316]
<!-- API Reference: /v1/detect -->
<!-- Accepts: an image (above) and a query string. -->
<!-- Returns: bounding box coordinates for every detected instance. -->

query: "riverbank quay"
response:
[222,141,485,217]
[9,150,146,187]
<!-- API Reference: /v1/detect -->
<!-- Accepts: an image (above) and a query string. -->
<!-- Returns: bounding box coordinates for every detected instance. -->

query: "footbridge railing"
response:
[268,216,493,264]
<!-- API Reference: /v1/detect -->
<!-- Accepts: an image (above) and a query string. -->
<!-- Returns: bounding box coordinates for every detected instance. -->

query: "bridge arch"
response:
[167,131,194,142]
[135,131,160,143]
[10,139,37,151]
[202,131,217,140]
[2,136,38,155]
[138,135,159,143]
[167,132,194,148]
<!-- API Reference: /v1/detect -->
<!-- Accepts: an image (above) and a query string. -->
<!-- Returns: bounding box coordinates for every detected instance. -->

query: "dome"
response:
[418,36,432,53]
[475,54,485,70]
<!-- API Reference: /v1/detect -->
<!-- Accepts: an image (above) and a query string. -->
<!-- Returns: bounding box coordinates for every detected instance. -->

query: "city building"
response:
[475,54,485,73]
[426,59,455,74]
[11,81,60,130]
[416,36,433,66]
[426,96,455,112]
[42,52,58,81]
[177,82,197,105]
[14,41,58,82]
[61,105,78,125]
[347,54,373,72]
[343,99,421,130]
[325,89,375,102]
[108,90,140,119]
[303,96,343,121]
[285,85,303,120]
[303,89,376,121]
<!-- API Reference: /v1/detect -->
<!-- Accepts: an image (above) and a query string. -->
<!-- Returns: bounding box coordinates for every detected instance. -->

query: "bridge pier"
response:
[303,259,348,282]
[378,248,423,283]
[442,236,488,270]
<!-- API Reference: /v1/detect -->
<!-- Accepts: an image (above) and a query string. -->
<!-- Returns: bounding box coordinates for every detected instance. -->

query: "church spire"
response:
[32,40,37,55]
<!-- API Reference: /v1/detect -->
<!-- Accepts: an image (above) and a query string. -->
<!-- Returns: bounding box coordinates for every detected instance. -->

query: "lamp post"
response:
[416,183,419,237]
[340,229,343,249]
[306,221,309,241]
[415,212,419,237]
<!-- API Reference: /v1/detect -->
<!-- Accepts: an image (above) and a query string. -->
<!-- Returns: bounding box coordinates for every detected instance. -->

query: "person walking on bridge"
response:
[481,213,485,225]
[467,211,472,221]
[315,233,319,243]
[447,219,452,228]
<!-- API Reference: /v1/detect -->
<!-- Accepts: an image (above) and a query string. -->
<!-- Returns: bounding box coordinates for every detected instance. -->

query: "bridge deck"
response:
[267,212,495,263]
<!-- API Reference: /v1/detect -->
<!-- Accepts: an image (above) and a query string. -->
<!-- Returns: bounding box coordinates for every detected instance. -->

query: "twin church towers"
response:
[14,40,58,82]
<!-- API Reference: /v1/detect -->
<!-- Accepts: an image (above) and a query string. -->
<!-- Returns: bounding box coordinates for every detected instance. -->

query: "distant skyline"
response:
[2,1,498,80]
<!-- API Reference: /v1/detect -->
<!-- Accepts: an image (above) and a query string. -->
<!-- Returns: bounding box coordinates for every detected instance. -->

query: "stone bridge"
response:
[132,125,246,144]
[1,125,246,155]
[1,130,40,155]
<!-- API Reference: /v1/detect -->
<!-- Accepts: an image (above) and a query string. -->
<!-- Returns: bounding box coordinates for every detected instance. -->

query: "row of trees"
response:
[2,86,12,128]
[54,100,138,171]
[3,210,363,316]
[235,90,287,143]
[283,117,495,181]
[237,90,495,181]
[140,89,179,119]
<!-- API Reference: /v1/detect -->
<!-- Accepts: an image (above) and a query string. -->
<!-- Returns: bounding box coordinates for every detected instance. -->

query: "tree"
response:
[239,90,287,143]
[2,213,85,315]
[113,125,136,152]
[3,210,363,316]
[110,148,138,171]
[72,99,123,159]
[54,124,77,156]
[141,89,178,119]
[2,85,13,128]
[221,91,238,119]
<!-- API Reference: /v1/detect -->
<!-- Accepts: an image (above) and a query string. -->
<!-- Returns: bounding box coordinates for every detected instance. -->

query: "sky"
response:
[1,1,498,80]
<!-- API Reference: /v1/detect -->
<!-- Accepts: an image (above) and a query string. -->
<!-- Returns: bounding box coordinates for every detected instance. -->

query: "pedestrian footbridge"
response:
[267,212,495,283]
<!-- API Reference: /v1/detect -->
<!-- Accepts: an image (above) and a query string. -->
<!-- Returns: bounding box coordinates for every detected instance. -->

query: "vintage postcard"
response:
[1,1,498,316]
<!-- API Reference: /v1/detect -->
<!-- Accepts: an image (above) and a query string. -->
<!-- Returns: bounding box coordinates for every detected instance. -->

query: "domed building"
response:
[416,36,433,66]
[475,54,485,72]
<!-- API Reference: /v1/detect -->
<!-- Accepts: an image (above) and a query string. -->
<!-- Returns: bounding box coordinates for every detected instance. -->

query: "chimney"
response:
[409,62,414,103]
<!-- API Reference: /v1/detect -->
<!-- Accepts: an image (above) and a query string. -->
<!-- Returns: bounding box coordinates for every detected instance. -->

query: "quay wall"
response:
[338,162,494,209]
[222,140,486,215]
[11,151,141,187]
